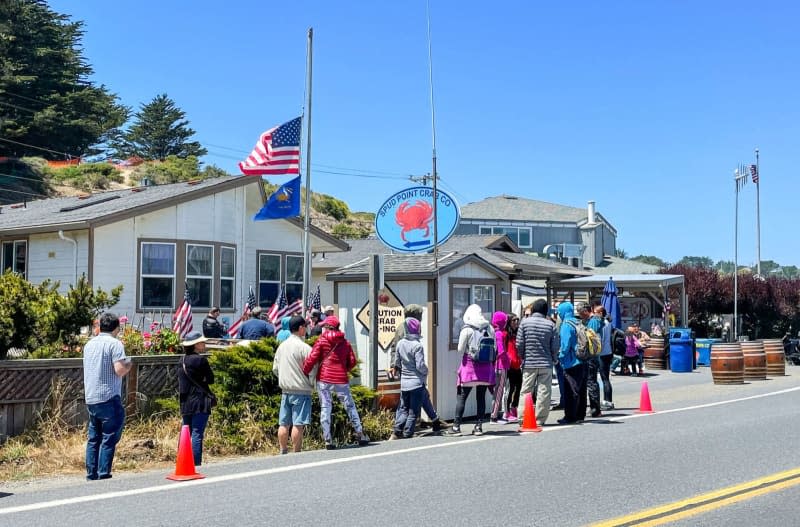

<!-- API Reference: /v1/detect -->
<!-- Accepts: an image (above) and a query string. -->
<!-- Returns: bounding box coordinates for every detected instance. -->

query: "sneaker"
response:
[601,400,615,410]
[591,409,602,418]
[556,418,576,425]
[280,448,289,455]
[358,433,371,446]
[325,442,336,450]
[472,424,484,436]
[431,419,444,433]
[504,413,518,424]
[552,404,564,411]
[388,432,402,441]
[443,426,462,437]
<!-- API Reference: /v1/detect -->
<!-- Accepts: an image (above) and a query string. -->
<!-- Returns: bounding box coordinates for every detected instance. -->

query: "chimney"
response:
[587,200,596,224]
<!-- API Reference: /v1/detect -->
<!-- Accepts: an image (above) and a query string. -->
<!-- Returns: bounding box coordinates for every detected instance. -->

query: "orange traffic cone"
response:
[166,424,205,481]
[518,393,542,433]
[635,381,655,414]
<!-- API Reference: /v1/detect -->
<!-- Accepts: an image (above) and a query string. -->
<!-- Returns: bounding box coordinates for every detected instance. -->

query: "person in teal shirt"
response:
[557,302,587,423]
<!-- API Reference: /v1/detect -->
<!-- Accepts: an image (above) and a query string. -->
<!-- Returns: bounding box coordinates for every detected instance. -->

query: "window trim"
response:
[478,225,532,248]
[185,243,215,309]
[255,250,305,308]
[219,246,236,310]
[139,241,177,310]
[1,239,28,278]
[136,239,237,312]
[448,277,501,348]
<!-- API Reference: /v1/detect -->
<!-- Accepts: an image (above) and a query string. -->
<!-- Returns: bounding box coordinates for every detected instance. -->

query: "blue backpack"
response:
[467,326,497,363]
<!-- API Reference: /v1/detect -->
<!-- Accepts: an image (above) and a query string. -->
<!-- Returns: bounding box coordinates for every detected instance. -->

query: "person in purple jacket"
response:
[489,311,510,423]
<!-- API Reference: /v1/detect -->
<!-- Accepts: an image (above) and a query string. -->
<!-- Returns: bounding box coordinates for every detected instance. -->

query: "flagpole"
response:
[426,0,438,272]
[301,27,314,316]
[734,169,738,341]
[755,148,761,277]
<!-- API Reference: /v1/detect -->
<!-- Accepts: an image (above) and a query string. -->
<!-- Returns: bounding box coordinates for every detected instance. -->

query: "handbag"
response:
[182,358,217,410]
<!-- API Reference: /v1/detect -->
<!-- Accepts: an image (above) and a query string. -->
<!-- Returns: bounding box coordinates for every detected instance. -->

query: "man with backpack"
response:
[578,302,605,418]
[556,302,588,424]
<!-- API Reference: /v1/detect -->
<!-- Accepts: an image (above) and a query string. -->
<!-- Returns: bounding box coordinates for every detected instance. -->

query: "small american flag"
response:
[227,286,256,338]
[172,283,193,338]
[275,299,304,322]
[267,286,286,324]
[308,284,321,311]
[239,117,302,176]
[750,164,759,184]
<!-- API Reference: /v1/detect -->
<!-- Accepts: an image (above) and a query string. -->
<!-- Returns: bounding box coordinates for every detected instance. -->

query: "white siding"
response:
[335,280,429,380]
[27,231,89,292]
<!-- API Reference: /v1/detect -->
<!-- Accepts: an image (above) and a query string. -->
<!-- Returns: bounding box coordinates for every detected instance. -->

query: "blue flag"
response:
[253,176,301,221]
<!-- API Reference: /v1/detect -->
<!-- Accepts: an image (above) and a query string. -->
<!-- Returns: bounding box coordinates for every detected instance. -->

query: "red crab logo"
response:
[395,199,434,242]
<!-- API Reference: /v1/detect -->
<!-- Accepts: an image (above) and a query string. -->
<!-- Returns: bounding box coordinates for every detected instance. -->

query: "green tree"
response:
[754,260,781,276]
[631,254,667,267]
[614,248,628,259]
[0,0,128,159]
[677,256,714,268]
[715,260,735,275]
[111,94,207,160]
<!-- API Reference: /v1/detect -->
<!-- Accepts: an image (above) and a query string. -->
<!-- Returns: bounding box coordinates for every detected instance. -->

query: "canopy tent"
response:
[550,274,687,332]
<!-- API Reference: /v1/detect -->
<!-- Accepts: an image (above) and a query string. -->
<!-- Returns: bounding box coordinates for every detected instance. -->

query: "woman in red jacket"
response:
[302,316,370,449]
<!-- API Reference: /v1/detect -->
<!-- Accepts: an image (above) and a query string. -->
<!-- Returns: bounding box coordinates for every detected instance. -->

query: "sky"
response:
[48,0,800,267]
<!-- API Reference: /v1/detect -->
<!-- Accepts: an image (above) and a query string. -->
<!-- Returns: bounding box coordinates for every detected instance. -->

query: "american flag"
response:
[266,286,286,324]
[172,283,193,338]
[239,117,302,176]
[308,284,321,311]
[227,286,256,338]
[275,299,304,322]
[750,164,759,184]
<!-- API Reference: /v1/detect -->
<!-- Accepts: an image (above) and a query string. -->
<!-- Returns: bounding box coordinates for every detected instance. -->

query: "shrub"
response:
[47,162,123,190]
[317,194,350,221]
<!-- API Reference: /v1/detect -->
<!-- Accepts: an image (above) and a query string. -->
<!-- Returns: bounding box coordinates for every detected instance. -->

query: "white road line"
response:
[3,385,799,515]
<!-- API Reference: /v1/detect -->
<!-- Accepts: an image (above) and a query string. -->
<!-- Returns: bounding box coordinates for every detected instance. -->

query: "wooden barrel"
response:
[643,337,666,370]
[376,375,401,410]
[740,341,767,380]
[710,342,744,384]
[762,339,786,377]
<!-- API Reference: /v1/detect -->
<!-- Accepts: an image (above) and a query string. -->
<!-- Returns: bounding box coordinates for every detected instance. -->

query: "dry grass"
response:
[0,380,395,482]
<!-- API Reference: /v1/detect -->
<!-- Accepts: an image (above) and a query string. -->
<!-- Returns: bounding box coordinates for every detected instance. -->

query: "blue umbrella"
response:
[601,277,622,330]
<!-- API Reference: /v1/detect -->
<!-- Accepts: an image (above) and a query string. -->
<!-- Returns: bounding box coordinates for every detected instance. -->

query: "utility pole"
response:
[408,173,439,186]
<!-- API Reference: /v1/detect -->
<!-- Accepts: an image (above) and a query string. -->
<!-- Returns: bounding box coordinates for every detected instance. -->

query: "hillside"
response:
[0,159,375,239]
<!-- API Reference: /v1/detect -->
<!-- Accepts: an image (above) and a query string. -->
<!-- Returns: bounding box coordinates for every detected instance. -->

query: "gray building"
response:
[455,195,617,268]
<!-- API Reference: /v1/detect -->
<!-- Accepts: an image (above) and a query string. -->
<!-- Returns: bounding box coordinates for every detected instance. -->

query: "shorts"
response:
[278,393,311,426]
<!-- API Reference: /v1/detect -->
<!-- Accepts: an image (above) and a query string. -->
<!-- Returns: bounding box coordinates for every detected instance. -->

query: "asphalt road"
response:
[2,365,800,527]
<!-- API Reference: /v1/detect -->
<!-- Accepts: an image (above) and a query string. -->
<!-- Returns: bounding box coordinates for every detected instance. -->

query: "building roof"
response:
[313,234,515,270]
[460,195,589,223]
[325,234,591,281]
[586,255,660,275]
[0,176,348,251]
[554,274,684,291]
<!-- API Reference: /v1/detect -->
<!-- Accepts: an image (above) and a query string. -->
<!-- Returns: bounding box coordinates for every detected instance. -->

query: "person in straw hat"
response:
[178,331,215,466]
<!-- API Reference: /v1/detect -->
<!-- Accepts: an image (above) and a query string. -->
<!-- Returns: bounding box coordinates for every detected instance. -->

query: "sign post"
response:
[365,255,384,389]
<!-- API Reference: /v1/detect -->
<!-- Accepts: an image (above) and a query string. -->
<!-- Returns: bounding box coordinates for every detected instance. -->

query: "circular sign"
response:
[374,186,460,253]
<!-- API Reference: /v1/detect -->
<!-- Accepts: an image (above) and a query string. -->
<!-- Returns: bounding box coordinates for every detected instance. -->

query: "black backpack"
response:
[612,328,627,356]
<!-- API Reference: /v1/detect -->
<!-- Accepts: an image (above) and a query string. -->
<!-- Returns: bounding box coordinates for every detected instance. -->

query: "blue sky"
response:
[49,1,800,267]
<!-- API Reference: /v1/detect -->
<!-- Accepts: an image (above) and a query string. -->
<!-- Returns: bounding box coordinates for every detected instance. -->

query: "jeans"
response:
[587,358,601,412]
[563,363,587,422]
[506,367,522,410]
[454,385,488,426]
[599,355,613,402]
[421,387,438,421]
[317,382,363,443]
[394,387,425,437]
[86,396,125,480]
[182,412,210,466]
[555,362,566,404]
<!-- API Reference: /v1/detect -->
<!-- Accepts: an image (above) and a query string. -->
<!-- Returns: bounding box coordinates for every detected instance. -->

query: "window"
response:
[478,226,532,248]
[1,240,26,277]
[141,243,175,308]
[186,244,214,308]
[451,283,496,343]
[220,247,235,309]
[285,255,304,304]
[258,253,281,308]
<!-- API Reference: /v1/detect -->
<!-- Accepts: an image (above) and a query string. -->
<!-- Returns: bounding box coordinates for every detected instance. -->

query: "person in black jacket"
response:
[202,307,226,338]
[178,331,215,466]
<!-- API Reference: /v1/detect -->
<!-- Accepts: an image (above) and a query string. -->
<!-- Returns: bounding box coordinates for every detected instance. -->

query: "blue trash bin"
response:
[670,337,693,372]
[695,338,714,366]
